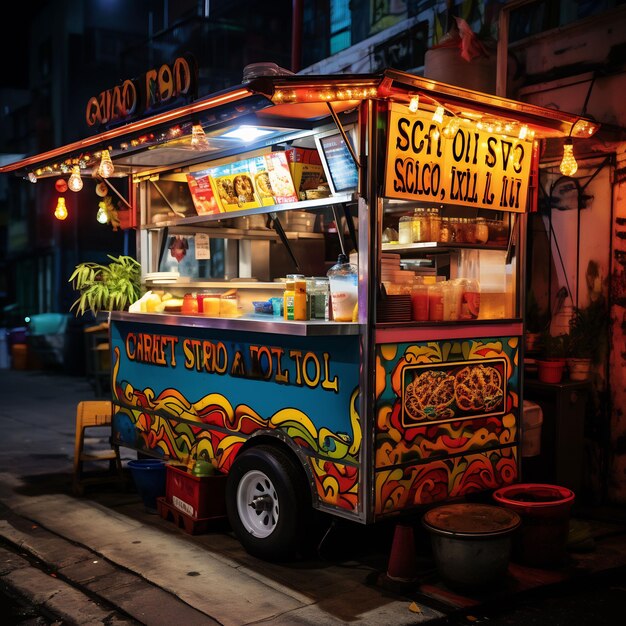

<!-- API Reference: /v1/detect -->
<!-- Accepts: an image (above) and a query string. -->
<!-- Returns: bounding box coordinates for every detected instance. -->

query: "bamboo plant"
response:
[69,254,142,317]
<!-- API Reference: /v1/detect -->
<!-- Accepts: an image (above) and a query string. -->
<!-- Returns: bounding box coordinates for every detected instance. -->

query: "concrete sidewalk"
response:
[1,369,626,625]
[0,369,443,625]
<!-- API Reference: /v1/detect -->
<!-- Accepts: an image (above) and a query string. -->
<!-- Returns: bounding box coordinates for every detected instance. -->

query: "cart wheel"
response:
[226,445,308,561]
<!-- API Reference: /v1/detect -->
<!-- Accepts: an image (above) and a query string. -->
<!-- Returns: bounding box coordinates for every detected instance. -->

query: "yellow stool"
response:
[73,400,125,495]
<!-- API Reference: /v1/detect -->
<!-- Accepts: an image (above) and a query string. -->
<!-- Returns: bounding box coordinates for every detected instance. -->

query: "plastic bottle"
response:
[293,274,307,320]
[327,254,358,322]
[459,251,481,320]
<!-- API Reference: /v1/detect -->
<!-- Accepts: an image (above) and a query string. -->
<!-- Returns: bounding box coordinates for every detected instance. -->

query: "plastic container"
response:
[493,483,575,568]
[411,281,429,321]
[182,293,198,315]
[327,254,358,322]
[428,283,444,321]
[293,274,307,320]
[128,459,167,511]
[201,294,220,316]
[398,214,413,244]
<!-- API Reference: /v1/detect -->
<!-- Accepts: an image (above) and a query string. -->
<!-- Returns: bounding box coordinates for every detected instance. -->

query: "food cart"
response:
[0,66,597,560]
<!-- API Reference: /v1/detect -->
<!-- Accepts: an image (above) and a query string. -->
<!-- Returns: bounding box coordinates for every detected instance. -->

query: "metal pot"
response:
[423,503,520,588]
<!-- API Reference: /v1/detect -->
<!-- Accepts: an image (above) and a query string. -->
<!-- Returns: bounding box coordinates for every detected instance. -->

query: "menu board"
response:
[315,129,358,194]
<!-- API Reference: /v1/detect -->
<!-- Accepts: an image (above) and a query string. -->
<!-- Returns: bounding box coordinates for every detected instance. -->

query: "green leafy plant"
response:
[567,297,608,363]
[69,255,142,317]
[541,331,568,360]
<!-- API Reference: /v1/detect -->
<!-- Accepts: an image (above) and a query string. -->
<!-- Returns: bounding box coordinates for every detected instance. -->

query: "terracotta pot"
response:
[567,358,592,381]
[537,359,565,384]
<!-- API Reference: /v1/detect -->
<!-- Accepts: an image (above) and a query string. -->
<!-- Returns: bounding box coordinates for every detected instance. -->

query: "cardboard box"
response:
[186,170,222,215]
[284,147,326,200]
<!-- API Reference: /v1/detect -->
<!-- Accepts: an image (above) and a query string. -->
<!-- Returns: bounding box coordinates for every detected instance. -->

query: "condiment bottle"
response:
[429,206,441,242]
[293,274,307,321]
[284,275,295,320]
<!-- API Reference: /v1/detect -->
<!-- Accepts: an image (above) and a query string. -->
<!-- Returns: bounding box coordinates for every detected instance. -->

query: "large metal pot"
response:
[422,503,520,588]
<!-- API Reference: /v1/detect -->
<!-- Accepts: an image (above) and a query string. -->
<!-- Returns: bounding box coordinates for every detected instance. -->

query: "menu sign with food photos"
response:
[385,103,533,213]
[401,358,507,427]
[186,170,221,215]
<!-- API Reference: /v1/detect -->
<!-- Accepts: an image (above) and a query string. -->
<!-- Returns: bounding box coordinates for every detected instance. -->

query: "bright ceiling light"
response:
[220,125,274,142]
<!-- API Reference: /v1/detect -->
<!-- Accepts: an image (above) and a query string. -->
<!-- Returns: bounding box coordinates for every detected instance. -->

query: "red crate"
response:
[157,497,214,535]
[165,464,227,520]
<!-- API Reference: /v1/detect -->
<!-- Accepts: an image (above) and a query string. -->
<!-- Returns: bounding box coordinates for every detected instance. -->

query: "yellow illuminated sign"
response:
[384,104,532,212]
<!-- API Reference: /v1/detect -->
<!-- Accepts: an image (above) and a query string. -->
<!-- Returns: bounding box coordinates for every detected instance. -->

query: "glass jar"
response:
[475,217,489,244]
[412,207,430,242]
[439,217,452,243]
[307,278,329,320]
[463,218,477,244]
[398,214,413,244]
[182,293,198,315]
[429,207,441,242]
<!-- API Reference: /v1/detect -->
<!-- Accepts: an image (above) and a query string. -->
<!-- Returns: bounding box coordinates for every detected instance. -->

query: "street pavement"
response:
[0,367,625,625]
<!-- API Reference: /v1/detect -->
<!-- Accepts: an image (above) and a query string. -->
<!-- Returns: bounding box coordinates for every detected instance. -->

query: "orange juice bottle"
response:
[293,275,307,320]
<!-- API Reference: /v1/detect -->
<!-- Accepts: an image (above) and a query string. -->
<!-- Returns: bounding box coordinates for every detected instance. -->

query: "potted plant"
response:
[566,296,608,381]
[536,332,568,384]
[69,254,142,318]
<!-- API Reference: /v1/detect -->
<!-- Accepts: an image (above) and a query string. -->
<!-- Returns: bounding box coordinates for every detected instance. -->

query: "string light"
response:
[518,125,528,140]
[191,123,210,150]
[68,166,83,192]
[408,96,419,113]
[54,197,68,220]
[96,202,108,224]
[98,149,114,178]
[432,106,445,124]
[559,138,578,176]
[27,172,37,183]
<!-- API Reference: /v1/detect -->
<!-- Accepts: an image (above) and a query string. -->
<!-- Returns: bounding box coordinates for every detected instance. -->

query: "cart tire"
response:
[226,445,308,561]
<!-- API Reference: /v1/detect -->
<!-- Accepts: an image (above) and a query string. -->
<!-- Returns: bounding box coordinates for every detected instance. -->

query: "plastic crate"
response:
[157,497,214,535]
[165,464,227,520]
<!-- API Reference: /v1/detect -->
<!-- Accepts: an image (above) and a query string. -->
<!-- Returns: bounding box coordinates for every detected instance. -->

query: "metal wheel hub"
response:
[236,469,279,538]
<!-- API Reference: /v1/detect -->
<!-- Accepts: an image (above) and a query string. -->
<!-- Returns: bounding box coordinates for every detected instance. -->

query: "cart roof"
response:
[0,68,598,180]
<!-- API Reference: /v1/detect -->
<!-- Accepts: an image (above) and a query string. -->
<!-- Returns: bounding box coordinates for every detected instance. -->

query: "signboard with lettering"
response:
[384,104,533,212]
[85,55,197,129]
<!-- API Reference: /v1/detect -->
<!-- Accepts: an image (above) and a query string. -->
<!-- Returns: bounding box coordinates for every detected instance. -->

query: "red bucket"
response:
[493,483,575,569]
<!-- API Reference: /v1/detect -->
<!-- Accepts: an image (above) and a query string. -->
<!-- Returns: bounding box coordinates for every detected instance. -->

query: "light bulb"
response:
[432,105,444,124]
[518,125,528,140]
[96,203,108,224]
[191,123,210,150]
[54,197,68,220]
[68,166,83,192]
[559,139,578,176]
[408,96,419,113]
[98,149,114,178]
[28,172,37,183]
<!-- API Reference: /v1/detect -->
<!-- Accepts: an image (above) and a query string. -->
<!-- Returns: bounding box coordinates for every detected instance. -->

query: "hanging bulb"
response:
[191,123,210,150]
[559,138,578,176]
[408,96,419,113]
[68,166,83,192]
[96,202,108,224]
[54,197,68,221]
[518,124,528,140]
[98,149,114,178]
[28,172,37,183]
[432,105,444,124]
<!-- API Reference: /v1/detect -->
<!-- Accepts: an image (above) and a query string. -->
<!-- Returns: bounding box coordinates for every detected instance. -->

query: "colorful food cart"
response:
[0,66,597,560]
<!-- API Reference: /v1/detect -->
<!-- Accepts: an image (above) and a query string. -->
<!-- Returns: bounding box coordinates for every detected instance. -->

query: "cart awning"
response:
[0,68,598,181]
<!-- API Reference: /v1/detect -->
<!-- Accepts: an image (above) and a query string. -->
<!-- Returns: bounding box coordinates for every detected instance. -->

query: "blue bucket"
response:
[127,459,166,511]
